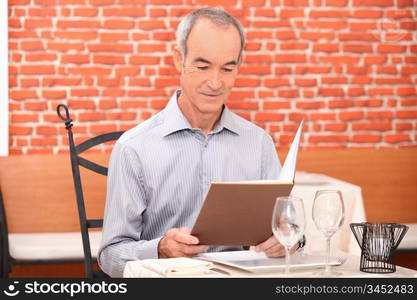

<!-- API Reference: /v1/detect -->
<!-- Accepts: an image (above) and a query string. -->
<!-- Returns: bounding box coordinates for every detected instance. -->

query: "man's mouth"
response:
[201,92,222,98]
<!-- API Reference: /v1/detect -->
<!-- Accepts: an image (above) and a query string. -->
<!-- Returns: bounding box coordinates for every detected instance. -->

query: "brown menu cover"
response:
[191,181,294,246]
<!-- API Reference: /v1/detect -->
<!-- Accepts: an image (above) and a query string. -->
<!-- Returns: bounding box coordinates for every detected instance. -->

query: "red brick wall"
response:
[8,0,417,154]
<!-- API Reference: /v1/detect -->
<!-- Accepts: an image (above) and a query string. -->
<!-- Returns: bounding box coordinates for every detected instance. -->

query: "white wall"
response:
[0,0,8,156]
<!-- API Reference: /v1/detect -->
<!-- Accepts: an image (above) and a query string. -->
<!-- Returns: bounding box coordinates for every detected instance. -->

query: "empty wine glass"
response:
[272,195,305,275]
[312,190,345,276]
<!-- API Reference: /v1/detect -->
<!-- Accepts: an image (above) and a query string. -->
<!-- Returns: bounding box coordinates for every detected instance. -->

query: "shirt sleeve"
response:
[98,140,161,278]
[261,132,282,180]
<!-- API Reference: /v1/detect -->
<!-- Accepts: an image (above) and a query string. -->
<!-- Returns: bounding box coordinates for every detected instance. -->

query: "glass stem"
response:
[284,247,291,275]
[325,237,331,273]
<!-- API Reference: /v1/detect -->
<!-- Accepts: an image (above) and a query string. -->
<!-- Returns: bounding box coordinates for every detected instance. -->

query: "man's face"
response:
[174,18,242,115]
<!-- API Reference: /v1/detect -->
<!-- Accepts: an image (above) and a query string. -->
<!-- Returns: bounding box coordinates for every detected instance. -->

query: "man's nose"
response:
[207,71,223,91]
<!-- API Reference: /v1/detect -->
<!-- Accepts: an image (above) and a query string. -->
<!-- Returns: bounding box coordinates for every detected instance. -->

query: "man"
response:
[98,7,300,278]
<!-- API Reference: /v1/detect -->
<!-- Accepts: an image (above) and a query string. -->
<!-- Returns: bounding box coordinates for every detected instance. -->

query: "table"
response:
[292,171,366,256]
[123,254,417,278]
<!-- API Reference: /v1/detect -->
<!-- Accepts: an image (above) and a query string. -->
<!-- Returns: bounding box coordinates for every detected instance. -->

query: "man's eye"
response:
[197,66,208,70]
[222,68,234,72]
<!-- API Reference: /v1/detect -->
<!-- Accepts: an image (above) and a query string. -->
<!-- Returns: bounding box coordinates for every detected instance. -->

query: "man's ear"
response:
[172,45,183,73]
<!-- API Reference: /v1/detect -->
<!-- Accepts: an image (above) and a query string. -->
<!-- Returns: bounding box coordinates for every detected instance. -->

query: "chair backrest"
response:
[57,104,124,278]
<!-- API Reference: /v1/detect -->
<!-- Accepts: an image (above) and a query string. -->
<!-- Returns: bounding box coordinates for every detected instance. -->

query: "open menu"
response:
[191,121,304,245]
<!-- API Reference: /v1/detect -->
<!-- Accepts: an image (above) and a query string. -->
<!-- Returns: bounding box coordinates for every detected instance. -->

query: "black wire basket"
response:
[350,222,409,273]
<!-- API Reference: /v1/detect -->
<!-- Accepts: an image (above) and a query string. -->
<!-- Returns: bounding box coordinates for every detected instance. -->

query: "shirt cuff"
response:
[136,237,163,259]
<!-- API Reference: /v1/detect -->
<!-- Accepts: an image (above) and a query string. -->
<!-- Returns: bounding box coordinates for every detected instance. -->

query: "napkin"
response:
[124,257,214,277]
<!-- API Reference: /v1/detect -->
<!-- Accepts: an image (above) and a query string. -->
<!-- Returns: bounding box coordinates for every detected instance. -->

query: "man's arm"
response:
[98,142,160,277]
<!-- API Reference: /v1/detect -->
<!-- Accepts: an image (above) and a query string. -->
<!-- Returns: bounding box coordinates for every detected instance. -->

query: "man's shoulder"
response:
[117,111,164,146]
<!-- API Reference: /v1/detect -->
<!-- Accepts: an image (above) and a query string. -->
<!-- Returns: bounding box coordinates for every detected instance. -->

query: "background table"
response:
[292,172,366,255]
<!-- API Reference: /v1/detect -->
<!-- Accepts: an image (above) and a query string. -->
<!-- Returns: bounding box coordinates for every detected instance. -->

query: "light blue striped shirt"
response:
[98,90,281,277]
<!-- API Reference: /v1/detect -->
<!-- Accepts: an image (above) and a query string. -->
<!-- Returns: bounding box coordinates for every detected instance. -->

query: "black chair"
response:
[57,104,124,278]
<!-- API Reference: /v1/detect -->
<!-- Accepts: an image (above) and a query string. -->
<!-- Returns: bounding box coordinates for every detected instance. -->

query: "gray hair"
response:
[176,7,246,64]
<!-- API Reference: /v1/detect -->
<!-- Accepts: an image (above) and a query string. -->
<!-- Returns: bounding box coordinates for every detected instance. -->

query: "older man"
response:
[98,7,299,277]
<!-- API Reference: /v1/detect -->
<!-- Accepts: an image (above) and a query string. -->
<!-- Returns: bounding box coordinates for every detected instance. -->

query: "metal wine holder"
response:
[350,222,408,273]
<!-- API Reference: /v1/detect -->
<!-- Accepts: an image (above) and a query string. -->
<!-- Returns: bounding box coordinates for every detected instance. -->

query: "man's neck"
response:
[177,93,222,135]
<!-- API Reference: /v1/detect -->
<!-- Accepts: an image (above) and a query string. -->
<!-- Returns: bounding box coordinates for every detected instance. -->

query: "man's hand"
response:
[254,235,299,258]
[158,227,208,258]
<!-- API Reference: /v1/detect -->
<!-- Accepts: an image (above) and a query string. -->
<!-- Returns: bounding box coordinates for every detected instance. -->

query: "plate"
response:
[197,251,344,273]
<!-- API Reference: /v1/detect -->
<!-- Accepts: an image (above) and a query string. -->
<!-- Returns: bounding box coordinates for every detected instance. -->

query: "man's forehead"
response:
[185,18,241,64]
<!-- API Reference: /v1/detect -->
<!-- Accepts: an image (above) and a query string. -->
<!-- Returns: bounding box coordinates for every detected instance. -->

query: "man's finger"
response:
[182,245,209,256]
[255,235,278,252]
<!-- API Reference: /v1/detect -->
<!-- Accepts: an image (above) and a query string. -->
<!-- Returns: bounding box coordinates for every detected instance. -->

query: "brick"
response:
[226,101,258,110]
[367,111,394,119]
[73,8,98,17]
[100,33,130,41]
[24,19,52,28]
[338,33,378,41]
[10,90,38,101]
[127,90,166,97]
[137,43,166,52]
[245,55,273,63]
[318,56,360,64]
[396,110,417,119]
[309,10,349,18]
[42,77,82,87]
[307,21,347,29]
[295,78,317,87]
[313,43,339,53]
[116,67,140,77]
[329,100,353,108]
[318,88,344,97]
[54,31,98,40]
[368,88,394,96]
[67,100,96,109]
[9,18,21,28]
[90,0,116,5]
[244,42,262,51]
[31,137,58,146]
[275,54,306,63]
[378,44,407,53]
[9,125,33,135]
[278,90,299,98]
[139,20,166,30]
[242,0,264,6]
[103,88,125,97]
[42,90,66,99]
[350,22,377,31]
[325,0,348,5]
[103,20,135,29]
[98,77,124,87]
[21,40,44,51]
[310,113,336,120]
[21,65,55,75]
[90,124,118,135]
[324,123,347,131]
[385,134,410,143]
[353,135,382,143]
[88,43,133,53]
[321,77,347,84]
[78,112,106,121]
[397,87,417,96]
[129,55,161,65]
[153,31,175,41]
[247,31,273,40]
[120,100,148,108]
[296,101,324,109]
[151,99,169,109]
[300,32,334,40]
[9,31,38,39]
[153,78,179,88]
[377,66,397,74]
[238,65,271,75]
[20,79,39,88]
[343,44,373,53]
[61,54,90,64]
[275,30,297,40]
[23,102,47,111]
[25,53,57,62]
[228,91,255,100]
[47,42,84,52]
[340,111,364,120]
[396,123,412,131]
[11,114,39,123]
[103,7,146,17]
[71,89,99,97]
[68,67,112,76]
[309,135,349,143]
[264,78,290,87]
[284,0,308,5]
[352,10,383,18]
[255,112,285,122]
[353,0,394,6]
[235,78,261,87]
[36,126,58,136]
[280,42,308,50]
[57,20,100,29]
[352,122,392,131]
[93,54,125,65]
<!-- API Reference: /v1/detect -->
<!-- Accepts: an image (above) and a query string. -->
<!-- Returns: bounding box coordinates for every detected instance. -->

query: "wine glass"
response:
[272,195,306,275]
[312,190,345,276]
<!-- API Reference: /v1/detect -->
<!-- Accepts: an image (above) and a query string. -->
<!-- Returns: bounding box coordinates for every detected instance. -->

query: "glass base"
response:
[313,269,343,277]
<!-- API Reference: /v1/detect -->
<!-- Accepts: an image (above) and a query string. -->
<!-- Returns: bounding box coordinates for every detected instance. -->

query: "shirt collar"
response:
[162,90,241,137]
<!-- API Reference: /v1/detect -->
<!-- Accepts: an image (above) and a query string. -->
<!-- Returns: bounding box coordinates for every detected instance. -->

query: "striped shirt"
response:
[98,90,281,277]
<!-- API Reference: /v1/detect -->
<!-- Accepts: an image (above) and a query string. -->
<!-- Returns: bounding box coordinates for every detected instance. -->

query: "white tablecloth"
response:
[292,172,366,256]
[124,254,417,278]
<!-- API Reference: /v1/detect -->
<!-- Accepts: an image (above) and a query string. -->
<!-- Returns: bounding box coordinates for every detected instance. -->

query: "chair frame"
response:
[57,104,124,278]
